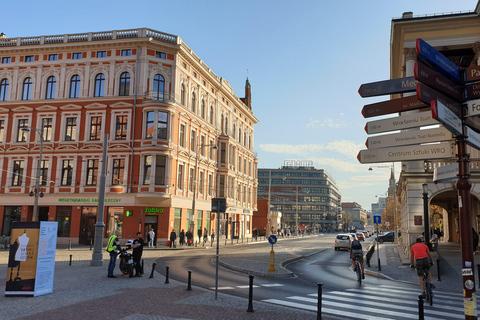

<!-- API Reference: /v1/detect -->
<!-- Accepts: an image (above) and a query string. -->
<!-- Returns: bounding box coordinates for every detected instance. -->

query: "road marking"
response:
[210,286,235,290]
[236,285,260,289]
[260,283,284,287]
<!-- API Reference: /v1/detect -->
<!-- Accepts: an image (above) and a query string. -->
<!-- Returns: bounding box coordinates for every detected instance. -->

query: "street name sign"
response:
[465,82,480,100]
[365,127,452,149]
[357,141,455,164]
[465,65,480,82]
[466,126,480,151]
[431,100,463,136]
[414,61,464,102]
[433,163,458,183]
[416,83,462,118]
[416,38,461,82]
[358,77,417,98]
[365,110,437,134]
[361,95,427,118]
[466,99,480,117]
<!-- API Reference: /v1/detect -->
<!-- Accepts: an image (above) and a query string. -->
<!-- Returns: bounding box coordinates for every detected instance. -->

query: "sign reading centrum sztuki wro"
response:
[5,221,58,297]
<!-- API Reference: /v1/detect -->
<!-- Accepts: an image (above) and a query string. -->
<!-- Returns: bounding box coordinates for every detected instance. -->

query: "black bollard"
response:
[69,254,72,266]
[187,271,192,291]
[149,263,156,278]
[90,239,93,250]
[437,258,441,281]
[4,238,7,251]
[165,266,170,284]
[247,275,254,312]
[225,239,227,246]
[418,294,424,320]
[141,259,144,275]
[317,283,323,320]
[378,258,382,271]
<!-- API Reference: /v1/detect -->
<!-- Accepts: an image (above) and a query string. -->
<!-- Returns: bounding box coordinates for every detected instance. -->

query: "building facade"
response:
[390,3,480,254]
[0,28,258,245]
[257,160,341,232]
[341,202,367,231]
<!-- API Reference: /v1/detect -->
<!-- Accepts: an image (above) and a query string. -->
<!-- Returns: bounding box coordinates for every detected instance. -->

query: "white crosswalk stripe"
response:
[261,285,473,320]
[210,283,284,290]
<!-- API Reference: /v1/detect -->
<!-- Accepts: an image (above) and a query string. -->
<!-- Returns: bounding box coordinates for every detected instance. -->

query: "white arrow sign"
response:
[365,111,438,134]
[466,126,480,151]
[357,141,455,164]
[431,100,462,136]
[466,98,480,117]
[433,163,458,183]
[366,126,452,149]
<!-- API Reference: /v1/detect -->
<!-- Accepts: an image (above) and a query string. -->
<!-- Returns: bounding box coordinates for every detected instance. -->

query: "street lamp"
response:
[191,142,217,240]
[23,123,44,222]
[368,163,398,244]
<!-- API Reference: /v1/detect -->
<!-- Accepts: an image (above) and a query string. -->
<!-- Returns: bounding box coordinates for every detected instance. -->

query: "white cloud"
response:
[306,118,348,128]
[259,140,364,159]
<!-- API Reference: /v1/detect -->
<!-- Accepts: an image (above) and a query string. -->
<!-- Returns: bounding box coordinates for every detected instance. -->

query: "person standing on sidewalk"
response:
[148,229,155,248]
[179,229,185,246]
[106,231,121,278]
[169,229,177,248]
[131,232,144,277]
[410,237,434,297]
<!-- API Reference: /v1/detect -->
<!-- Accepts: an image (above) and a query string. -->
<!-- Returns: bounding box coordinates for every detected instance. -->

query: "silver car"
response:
[334,233,353,251]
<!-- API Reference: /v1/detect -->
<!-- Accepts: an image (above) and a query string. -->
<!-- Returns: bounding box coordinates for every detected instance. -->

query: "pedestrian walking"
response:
[132,232,144,277]
[198,228,202,243]
[186,229,193,246]
[203,228,208,244]
[179,229,185,246]
[170,229,177,248]
[106,231,121,278]
[211,230,215,244]
[148,229,155,248]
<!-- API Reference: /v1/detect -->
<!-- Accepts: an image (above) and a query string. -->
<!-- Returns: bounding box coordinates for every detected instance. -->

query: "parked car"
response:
[356,232,365,241]
[349,233,358,241]
[334,234,353,251]
[376,231,401,243]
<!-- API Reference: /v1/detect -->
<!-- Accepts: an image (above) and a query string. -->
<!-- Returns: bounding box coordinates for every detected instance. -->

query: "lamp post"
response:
[368,163,398,244]
[23,122,44,222]
[191,143,217,240]
[422,183,430,246]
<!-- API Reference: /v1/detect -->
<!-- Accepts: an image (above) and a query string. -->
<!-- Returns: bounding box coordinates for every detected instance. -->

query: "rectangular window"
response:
[115,115,128,140]
[177,164,184,189]
[65,117,77,141]
[61,160,73,186]
[42,118,53,142]
[190,130,196,151]
[17,119,28,142]
[72,53,82,60]
[25,56,34,62]
[155,51,166,59]
[56,208,71,237]
[155,155,166,185]
[209,140,215,160]
[90,116,101,140]
[86,159,99,186]
[96,51,106,58]
[2,57,11,64]
[12,160,24,186]
[143,156,151,185]
[39,160,49,186]
[208,174,213,196]
[48,54,58,61]
[189,168,195,192]
[199,171,205,194]
[121,49,132,56]
[219,175,225,198]
[179,124,186,148]
[0,120,4,142]
[157,111,168,139]
[112,159,125,185]
[200,136,206,156]
[145,111,154,139]
[220,142,226,164]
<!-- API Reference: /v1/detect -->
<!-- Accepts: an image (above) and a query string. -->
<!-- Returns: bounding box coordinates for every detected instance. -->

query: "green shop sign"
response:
[58,198,121,203]
[144,207,163,215]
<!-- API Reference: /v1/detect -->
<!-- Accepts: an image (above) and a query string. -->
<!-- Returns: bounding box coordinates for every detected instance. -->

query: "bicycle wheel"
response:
[425,282,433,306]
[356,261,362,284]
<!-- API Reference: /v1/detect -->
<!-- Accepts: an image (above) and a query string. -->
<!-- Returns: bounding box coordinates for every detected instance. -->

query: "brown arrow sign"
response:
[465,82,480,100]
[414,62,464,102]
[465,65,480,82]
[416,83,463,118]
[361,95,427,118]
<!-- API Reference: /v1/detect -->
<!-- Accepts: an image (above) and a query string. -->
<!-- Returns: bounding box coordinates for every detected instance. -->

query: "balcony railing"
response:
[0,28,178,47]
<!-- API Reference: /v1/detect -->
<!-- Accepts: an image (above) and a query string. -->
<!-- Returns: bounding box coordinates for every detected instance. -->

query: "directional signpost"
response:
[358,76,417,98]
[364,110,437,134]
[362,95,427,118]
[365,126,452,149]
[431,100,463,136]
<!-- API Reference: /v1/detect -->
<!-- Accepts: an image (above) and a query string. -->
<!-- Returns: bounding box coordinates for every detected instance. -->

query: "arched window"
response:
[69,75,80,98]
[238,129,242,143]
[221,114,224,133]
[94,73,105,97]
[225,117,228,136]
[153,74,165,100]
[191,92,196,113]
[180,84,185,105]
[209,106,214,125]
[22,77,33,100]
[119,72,130,96]
[0,79,8,101]
[201,100,205,118]
[45,76,56,99]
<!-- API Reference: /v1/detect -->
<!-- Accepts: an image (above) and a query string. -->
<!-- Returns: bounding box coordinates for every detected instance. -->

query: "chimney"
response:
[402,12,413,19]
[0,33,6,39]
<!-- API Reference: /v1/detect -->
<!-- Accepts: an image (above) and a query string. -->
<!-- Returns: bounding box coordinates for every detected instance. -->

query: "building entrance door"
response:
[80,216,96,245]
[144,215,158,247]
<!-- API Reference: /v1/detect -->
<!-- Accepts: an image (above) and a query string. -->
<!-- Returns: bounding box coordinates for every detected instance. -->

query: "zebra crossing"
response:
[262,285,473,320]
[209,283,285,290]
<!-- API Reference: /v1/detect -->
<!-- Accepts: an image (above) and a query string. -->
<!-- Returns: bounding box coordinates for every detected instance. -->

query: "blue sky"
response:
[2,0,477,209]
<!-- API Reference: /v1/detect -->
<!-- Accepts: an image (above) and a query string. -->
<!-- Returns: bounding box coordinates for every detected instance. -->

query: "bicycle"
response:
[353,255,363,284]
[412,264,433,306]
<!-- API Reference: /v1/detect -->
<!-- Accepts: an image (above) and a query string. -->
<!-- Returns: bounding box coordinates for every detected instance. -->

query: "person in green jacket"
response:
[106,231,121,278]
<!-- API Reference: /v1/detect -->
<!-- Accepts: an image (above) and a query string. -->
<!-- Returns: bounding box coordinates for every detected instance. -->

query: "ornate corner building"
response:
[0,28,258,245]
[390,3,480,254]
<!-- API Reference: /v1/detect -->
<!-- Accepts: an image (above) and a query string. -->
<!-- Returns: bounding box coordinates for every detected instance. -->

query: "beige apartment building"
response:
[0,28,258,245]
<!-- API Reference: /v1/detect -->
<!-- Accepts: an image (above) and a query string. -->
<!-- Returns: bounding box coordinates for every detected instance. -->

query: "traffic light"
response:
[367,214,370,218]
[126,210,133,217]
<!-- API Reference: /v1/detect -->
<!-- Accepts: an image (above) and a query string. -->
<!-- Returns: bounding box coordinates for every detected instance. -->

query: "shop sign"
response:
[144,207,163,215]
[58,198,121,203]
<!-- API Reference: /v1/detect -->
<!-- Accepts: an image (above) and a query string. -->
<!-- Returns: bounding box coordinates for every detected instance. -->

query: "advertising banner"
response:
[5,221,58,297]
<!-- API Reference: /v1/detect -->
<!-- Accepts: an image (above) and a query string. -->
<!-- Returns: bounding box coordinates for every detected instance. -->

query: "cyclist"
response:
[350,237,365,279]
[410,237,434,297]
